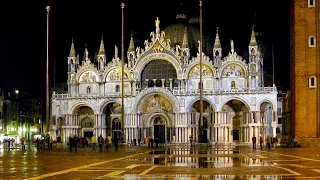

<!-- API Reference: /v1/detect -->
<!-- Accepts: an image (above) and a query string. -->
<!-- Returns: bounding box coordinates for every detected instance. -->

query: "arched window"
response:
[309,76,317,88]
[87,86,91,93]
[231,81,236,88]
[308,0,315,7]
[115,85,120,92]
[112,119,121,130]
[309,36,316,47]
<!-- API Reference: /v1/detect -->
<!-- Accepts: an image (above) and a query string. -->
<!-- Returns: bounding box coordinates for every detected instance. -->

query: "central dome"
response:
[163,15,212,56]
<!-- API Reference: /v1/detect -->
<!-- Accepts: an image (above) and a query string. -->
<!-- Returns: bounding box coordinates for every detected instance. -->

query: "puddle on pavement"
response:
[119,174,282,179]
[140,156,270,168]
[150,149,240,155]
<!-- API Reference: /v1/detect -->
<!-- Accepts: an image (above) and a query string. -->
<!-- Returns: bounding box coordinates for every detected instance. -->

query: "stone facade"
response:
[51,18,278,145]
[290,0,320,146]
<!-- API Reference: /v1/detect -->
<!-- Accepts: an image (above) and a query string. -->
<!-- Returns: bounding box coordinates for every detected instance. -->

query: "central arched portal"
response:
[153,116,166,144]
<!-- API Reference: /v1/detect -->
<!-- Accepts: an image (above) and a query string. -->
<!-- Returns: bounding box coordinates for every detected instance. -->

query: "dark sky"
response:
[0,0,289,99]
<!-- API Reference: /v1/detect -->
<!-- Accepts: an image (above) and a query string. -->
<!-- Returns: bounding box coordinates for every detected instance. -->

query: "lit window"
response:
[308,0,315,7]
[309,76,317,88]
[309,36,316,47]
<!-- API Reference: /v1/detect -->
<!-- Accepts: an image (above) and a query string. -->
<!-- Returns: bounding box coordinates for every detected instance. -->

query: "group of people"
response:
[252,135,279,150]
[69,135,119,152]
[143,136,159,148]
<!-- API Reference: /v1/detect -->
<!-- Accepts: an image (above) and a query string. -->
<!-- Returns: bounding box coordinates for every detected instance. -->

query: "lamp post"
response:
[45,6,50,133]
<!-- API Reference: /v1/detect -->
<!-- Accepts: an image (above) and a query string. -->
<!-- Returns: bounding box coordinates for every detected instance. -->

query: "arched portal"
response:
[73,106,95,138]
[260,102,274,137]
[190,100,214,143]
[141,60,178,89]
[153,116,166,144]
[104,102,121,136]
[222,100,249,142]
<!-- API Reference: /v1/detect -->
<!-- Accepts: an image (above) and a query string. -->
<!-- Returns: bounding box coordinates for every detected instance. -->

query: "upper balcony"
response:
[52,86,277,100]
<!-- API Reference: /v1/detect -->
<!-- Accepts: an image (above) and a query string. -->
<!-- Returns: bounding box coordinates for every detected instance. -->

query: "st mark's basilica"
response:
[51,14,278,145]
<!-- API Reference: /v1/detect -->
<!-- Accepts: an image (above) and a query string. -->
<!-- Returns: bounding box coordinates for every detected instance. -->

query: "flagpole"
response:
[199,0,203,141]
[272,40,275,85]
[45,6,50,133]
[121,3,125,143]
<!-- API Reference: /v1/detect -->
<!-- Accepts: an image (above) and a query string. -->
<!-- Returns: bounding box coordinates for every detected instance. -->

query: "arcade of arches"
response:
[58,98,276,145]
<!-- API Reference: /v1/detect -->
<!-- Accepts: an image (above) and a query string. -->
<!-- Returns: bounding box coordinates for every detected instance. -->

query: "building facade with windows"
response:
[291,0,320,146]
[51,17,278,145]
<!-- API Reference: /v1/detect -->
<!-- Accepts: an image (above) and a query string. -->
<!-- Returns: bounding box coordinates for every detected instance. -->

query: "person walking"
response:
[106,135,112,151]
[91,135,97,150]
[266,136,271,150]
[73,136,78,152]
[56,136,61,149]
[98,135,104,151]
[259,136,263,150]
[113,136,119,151]
[252,135,257,150]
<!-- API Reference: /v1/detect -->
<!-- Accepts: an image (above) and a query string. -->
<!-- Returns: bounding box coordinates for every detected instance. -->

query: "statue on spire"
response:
[114,45,119,59]
[230,39,234,53]
[155,17,160,34]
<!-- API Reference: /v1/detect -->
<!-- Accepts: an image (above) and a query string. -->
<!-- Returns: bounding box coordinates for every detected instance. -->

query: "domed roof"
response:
[163,15,212,56]
[163,23,201,54]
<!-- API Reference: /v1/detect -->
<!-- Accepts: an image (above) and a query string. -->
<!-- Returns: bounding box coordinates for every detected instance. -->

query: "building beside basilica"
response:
[51,16,278,145]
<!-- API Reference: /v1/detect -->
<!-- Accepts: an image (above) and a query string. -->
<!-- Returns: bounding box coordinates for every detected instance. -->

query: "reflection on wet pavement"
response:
[1,145,320,179]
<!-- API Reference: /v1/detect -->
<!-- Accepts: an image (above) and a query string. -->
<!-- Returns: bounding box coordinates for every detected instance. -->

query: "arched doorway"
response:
[153,116,166,143]
[222,100,249,142]
[260,102,274,137]
[81,117,94,138]
[104,102,121,136]
[73,106,95,138]
[190,100,214,143]
[112,118,121,140]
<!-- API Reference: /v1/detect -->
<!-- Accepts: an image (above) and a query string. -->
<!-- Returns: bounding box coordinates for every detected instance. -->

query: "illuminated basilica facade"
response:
[51,17,278,145]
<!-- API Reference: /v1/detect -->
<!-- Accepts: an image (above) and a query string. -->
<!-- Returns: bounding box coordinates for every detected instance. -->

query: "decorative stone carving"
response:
[251,97,256,106]
[222,64,244,77]
[107,69,128,81]
[131,87,179,113]
[189,64,213,78]
[79,71,98,83]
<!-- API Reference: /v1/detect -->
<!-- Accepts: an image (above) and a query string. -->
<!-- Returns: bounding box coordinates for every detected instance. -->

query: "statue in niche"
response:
[70,59,75,72]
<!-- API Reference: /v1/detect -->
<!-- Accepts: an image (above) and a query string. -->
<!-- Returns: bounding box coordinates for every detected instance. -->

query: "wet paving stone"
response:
[1,145,320,179]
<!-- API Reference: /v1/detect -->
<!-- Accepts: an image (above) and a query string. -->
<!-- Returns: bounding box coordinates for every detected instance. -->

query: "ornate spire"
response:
[182,28,188,48]
[213,27,221,49]
[128,32,135,52]
[98,34,105,55]
[249,26,257,46]
[69,37,76,57]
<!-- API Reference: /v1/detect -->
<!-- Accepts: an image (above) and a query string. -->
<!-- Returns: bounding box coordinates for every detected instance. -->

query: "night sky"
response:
[0,0,289,99]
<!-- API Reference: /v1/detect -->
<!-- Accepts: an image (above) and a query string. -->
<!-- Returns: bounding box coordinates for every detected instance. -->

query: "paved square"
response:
[1,145,320,179]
